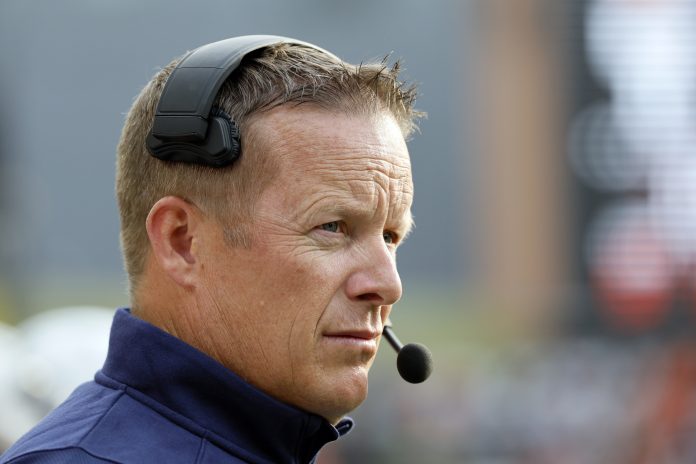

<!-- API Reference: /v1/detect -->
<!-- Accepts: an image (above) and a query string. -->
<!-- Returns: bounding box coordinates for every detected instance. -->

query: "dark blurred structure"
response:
[568,0,696,340]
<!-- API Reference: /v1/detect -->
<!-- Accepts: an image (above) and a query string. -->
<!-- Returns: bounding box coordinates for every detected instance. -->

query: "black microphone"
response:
[382,324,433,383]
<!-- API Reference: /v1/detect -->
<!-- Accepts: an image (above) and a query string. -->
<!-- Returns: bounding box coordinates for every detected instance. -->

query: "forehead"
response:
[245,106,414,234]
[251,106,413,205]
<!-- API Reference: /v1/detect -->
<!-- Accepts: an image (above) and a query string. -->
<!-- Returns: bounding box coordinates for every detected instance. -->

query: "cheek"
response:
[235,252,334,334]
[277,250,346,300]
[275,254,348,344]
[209,244,349,345]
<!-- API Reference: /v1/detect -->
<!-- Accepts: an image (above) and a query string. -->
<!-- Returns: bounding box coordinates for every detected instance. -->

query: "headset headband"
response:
[146,35,339,167]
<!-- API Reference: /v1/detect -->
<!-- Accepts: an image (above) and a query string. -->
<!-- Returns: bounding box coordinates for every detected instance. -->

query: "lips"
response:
[323,329,381,340]
[322,328,382,354]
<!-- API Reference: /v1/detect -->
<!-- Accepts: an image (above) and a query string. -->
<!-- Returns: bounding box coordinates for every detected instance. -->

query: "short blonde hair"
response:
[116,42,422,295]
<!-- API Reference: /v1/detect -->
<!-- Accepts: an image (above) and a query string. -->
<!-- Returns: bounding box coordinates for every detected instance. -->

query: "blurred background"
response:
[2,0,696,462]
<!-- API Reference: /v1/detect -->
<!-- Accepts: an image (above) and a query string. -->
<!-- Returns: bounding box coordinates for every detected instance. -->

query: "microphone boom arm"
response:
[382,325,403,353]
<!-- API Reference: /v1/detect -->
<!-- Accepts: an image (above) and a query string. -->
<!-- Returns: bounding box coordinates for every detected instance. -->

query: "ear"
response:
[145,196,203,289]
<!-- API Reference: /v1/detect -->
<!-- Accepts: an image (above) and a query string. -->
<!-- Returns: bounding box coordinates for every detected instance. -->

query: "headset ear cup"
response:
[209,107,241,164]
[146,107,241,167]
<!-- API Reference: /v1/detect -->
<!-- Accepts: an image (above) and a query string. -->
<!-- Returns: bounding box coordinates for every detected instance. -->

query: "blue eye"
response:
[319,221,341,233]
[383,231,397,244]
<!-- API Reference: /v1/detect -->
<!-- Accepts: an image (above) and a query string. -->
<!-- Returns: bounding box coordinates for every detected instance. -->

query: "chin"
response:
[314,367,370,422]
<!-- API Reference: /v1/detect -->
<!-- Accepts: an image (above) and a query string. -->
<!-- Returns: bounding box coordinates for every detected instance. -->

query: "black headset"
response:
[145,35,338,167]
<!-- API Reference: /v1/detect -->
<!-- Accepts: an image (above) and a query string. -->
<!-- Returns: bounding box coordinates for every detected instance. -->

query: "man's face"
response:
[197,106,413,424]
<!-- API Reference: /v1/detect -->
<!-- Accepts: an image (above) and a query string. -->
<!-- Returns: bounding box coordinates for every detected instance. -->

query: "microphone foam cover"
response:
[397,343,433,384]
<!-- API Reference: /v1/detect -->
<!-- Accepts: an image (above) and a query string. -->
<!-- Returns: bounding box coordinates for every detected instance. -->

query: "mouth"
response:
[322,329,381,351]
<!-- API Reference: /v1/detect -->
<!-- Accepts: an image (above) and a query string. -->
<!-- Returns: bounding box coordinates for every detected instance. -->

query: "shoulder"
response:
[2,379,214,464]
[2,447,119,464]
[0,381,123,464]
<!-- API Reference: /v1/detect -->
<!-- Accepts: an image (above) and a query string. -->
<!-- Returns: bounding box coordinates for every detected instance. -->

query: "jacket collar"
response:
[98,308,353,464]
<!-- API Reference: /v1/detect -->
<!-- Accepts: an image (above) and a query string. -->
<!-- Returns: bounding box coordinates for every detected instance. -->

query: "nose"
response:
[345,239,403,306]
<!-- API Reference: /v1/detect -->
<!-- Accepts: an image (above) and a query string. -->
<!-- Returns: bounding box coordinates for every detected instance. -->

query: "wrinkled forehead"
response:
[251,105,412,171]
[251,105,414,215]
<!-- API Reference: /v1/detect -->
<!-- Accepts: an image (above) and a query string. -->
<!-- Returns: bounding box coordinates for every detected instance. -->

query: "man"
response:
[1,36,421,463]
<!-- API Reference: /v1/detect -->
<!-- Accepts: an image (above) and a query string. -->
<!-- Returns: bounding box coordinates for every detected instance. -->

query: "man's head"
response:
[115,38,421,423]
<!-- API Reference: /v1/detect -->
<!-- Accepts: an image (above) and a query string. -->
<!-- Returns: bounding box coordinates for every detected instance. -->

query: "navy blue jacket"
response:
[0,309,352,463]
